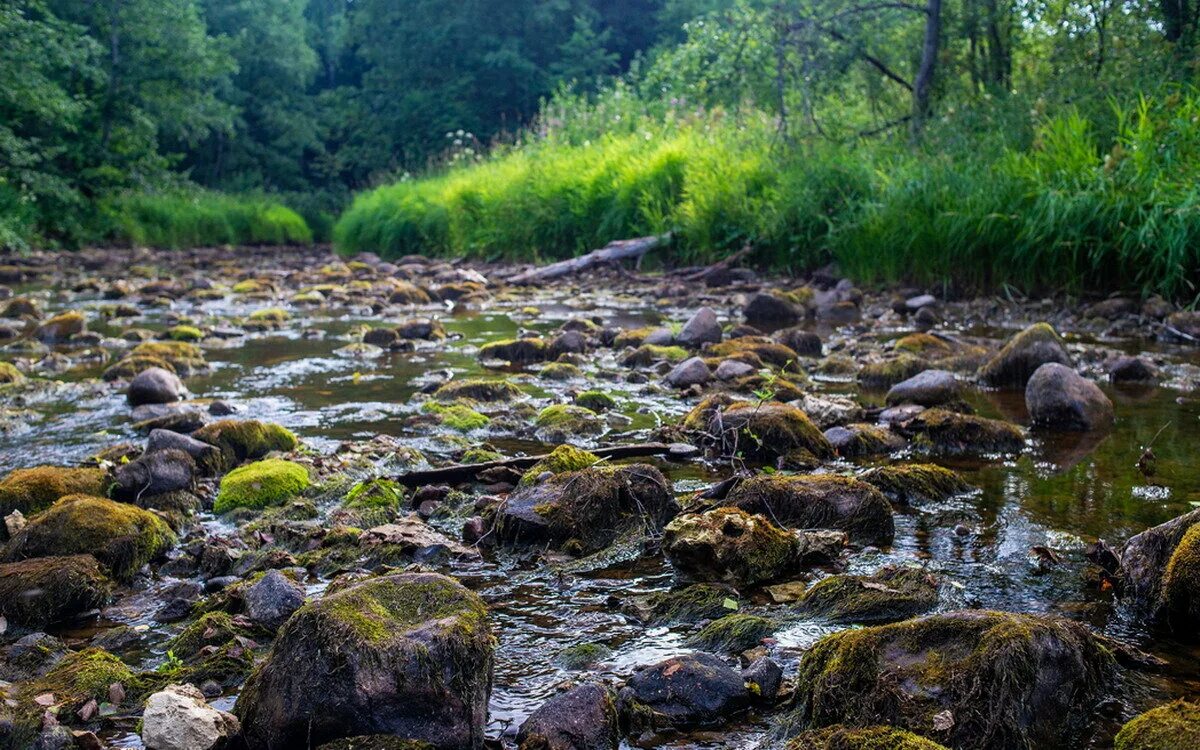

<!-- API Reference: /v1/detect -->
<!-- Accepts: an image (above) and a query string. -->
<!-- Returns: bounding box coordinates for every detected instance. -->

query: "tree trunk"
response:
[912,0,943,136]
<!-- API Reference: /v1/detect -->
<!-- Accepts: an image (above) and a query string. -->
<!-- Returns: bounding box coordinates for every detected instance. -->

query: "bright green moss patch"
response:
[1114,700,1200,750]
[214,458,310,514]
[169,611,256,657]
[193,419,299,467]
[574,390,616,412]
[461,447,503,463]
[0,465,108,516]
[686,613,776,653]
[422,401,490,431]
[248,307,290,322]
[787,725,950,750]
[433,378,522,402]
[166,324,203,342]
[0,361,25,384]
[344,478,405,510]
[22,647,138,706]
[1158,523,1200,629]
[520,444,600,485]
[540,361,583,380]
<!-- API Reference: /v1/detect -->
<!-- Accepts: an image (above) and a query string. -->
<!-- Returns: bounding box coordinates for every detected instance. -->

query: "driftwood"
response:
[507,233,672,285]
[392,441,698,486]
[676,244,752,283]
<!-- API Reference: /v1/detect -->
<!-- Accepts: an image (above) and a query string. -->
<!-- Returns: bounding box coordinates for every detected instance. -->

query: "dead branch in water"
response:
[506,234,672,285]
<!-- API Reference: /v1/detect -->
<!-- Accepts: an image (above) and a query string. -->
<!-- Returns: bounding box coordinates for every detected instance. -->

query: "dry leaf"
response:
[933,709,955,731]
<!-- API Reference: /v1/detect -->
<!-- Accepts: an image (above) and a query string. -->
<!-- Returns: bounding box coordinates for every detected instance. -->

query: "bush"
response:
[104,191,313,249]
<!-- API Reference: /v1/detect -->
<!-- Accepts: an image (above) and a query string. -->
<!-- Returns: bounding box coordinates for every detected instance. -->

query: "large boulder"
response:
[517,682,619,750]
[797,566,938,624]
[721,474,894,546]
[235,573,493,750]
[110,448,196,501]
[128,366,187,407]
[141,683,240,750]
[490,464,677,555]
[688,398,832,464]
[618,652,749,732]
[787,610,1116,750]
[1120,509,1200,631]
[676,307,722,348]
[192,419,299,470]
[0,555,111,627]
[0,465,108,518]
[978,322,1071,387]
[1,495,175,581]
[892,408,1024,457]
[1114,700,1200,750]
[1025,363,1114,431]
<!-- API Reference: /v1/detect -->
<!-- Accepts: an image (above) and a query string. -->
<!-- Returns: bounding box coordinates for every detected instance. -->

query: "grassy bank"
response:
[335,91,1200,301]
[104,192,314,249]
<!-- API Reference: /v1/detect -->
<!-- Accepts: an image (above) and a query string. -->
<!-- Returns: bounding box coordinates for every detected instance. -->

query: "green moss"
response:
[166,324,203,342]
[639,583,740,624]
[799,566,939,624]
[533,404,603,441]
[1114,700,1200,750]
[130,340,207,374]
[102,354,176,381]
[0,465,108,516]
[686,613,776,653]
[0,360,25,384]
[2,495,175,582]
[193,419,299,467]
[433,378,522,402]
[978,322,1069,387]
[612,326,655,348]
[621,344,689,366]
[388,280,433,304]
[663,507,799,585]
[461,447,503,463]
[478,337,547,364]
[715,401,833,463]
[169,611,256,658]
[422,401,490,431]
[248,307,290,323]
[858,354,928,390]
[22,647,138,708]
[520,445,600,485]
[34,310,85,342]
[540,361,583,380]
[893,333,954,356]
[554,642,613,670]
[787,725,950,750]
[214,458,310,514]
[1158,523,1200,629]
[232,279,268,294]
[895,408,1025,456]
[344,478,405,510]
[314,573,489,646]
[724,473,892,545]
[706,336,801,369]
[859,464,971,505]
[574,390,616,412]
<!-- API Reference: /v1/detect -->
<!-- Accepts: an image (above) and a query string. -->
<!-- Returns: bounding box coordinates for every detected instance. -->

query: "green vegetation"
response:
[1114,700,1200,750]
[214,458,311,514]
[104,192,312,248]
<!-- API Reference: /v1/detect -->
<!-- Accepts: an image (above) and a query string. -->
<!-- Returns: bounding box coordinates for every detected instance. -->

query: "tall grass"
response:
[104,191,313,249]
[335,89,1200,300]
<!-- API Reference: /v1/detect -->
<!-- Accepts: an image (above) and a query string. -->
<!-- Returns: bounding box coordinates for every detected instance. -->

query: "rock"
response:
[677,307,722,348]
[358,516,473,560]
[642,327,675,346]
[744,292,802,324]
[0,555,110,627]
[892,408,1024,457]
[773,327,822,357]
[192,419,299,470]
[490,465,677,555]
[786,725,949,749]
[858,354,928,390]
[722,474,894,546]
[146,429,222,475]
[630,582,742,625]
[797,566,938,623]
[1165,310,1200,342]
[1120,508,1200,629]
[0,466,107,518]
[533,405,605,444]
[2,495,175,581]
[886,370,962,407]
[713,359,755,381]
[618,652,749,732]
[823,423,904,458]
[243,569,306,631]
[213,458,310,514]
[799,393,864,429]
[978,322,1071,387]
[742,656,783,703]
[141,683,239,750]
[1114,699,1200,750]
[549,330,589,357]
[664,357,711,388]
[517,682,619,750]
[906,294,937,311]
[110,449,196,501]
[686,613,776,652]
[397,317,445,340]
[1108,356,1156,383]
[687,398,832,464]
[433,378,522,402]
[1025,363,1114,431]
[478,337,547,364]
[663,507,843,586]
[234,572,493,750]
[128,367,187,407]
[33,311,85,343]
[859,464,971,505]
[786,610,1115,750]
[361,327,398,348]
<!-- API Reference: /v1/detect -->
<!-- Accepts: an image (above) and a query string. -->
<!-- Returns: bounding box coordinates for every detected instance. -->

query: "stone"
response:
[1108,356,1156,384]
[978,322,1071,388]
[714,359,755,381]
[1025,363,1114,431]
[618,652,749,732]
[743,292,801,324]
[797,566,938,624]
[517,682,619,750]
[141,683,239,750]
[886,369,962,407]
[722,474,894,546]
[243,569,306,631]
[110,448,196,501]
[664,356,712,388]
[677,307,722,348]
[146,429,222,475]
[128,367,187,407]
[0,555,110,627]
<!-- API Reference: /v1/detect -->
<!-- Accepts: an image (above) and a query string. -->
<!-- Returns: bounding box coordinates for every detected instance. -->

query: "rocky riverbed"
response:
[1,245,1200,750]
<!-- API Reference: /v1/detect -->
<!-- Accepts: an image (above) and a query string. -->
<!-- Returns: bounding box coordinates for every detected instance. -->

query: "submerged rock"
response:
[797,566,938,624]
[0,555,111,627]
[141,683,240,750]
[1025,363,1114,431]
[859,463,971,505]
[787,610,1116,750]
[235,572,493,750]
[722,474,894,546]
[978,322,1071,387]
[517,682,619,750]
[618,652,749,732]
[893,408,1024,457]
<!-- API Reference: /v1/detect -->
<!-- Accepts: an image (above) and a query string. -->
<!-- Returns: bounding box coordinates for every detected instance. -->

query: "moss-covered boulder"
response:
[234,572,493,750]
[787,610,1116,750]
[490,465,677,555]
[129,340,208,376]
[433,378,522,402]
[1119,508,1200,626]
[631,583,740,624]
[824,423,905,459]
[694,400,833,464]
[2,495,175,581]
[519,444,599,485]
[859,464,971,505]
[798,566,938,624]
[574,390,616,412]
[0,555,111,627]
[0,465,108,517]
[1114,700,1200,750]
[978,322,1071,388]
[193,419,299,469]
[786,725,950,750]
[517,682,619,750]
[893,408,1024,457]
[422,401,490,432]
[858,354,928,390]
[617,652,750,733]
[33,310,85,343]
[17,647,138,720]
[214,458,310,514]
[722,474,894,546]
[686,613,776,653]
[478,337,548,364]
[534,404,605,443]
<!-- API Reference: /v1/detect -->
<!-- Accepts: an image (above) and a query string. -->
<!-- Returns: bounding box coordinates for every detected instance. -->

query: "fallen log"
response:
[392,441,698,486]
[676,244,751,283]
[507,233,672,285]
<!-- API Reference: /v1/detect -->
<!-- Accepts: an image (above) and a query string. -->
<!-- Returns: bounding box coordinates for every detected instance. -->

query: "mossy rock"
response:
[686,613,776,653]
[18,647,139,715]
[554,642,613,670]
[978,322,1071,388]
[232,279,270,294]
[894,333,955,357]
[540,361,583,380]
[1114,700,1200,750]
[2,495,175,581]
[612,326,656,348]
[859,464,971,505]
[787,724,950,750]
[169,610,258,658]
[706,336,801,370]
[724,474,894,546]
[787,610,1116,750]
[0,360,25,384]
[318,738,436,750]
[422,401,490,432]
[388,281,433,305]
[460,447,503,464]
[33,310,85,343]
[129,340,207,375]
[214,459,310,514]
[1155,522,1200,631]
[798,566,938,624]
[574,390,616,412]
[635,583,740,624]
[0,555,111,627]
[235,572,493,749]
[621,344,689,367]
[534,404,604,443]
[893,408,1024,457]
[519,444,599,486]
[700,400,832,464]
[344,478,405,511]
[102,354,177,381]
[478,337,548,364]
[858,354,928,390]
[663,507,801,586]
[193,419,299,469]
[165,324,204,342]
[248,307,290,323]
[825,423,905,459]
[433,378,522,402]
[0,465,108,517]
